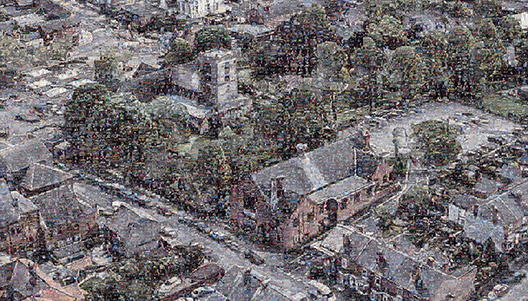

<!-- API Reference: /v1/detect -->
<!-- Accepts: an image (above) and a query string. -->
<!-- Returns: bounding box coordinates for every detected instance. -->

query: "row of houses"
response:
[0,138,163,262]
[313,225,476,301]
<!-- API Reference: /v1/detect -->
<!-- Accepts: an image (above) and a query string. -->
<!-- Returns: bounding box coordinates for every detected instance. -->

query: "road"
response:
[498,266,528,301]
[157,213,317,297]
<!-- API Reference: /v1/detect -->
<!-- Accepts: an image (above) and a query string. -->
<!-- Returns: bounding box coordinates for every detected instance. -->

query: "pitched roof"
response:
[473,177,503,196]
[11,191,38,214]
[20,163,74,192]
[252,135,371,196]
[0,258,85,301]
[0,139,52,173]
[307,176,369,204]
[335,226,475,300]
[0,179,20,228]
[101,205,160,253]
[0,259,50,298]
[30,184,96,227]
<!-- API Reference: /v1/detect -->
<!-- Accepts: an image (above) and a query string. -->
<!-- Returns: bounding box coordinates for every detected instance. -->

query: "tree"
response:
[250,5,336,77]
[474,0,503,18]
[497,16,522,44]
[165,38,195,65]
[348,37,386,104]
[367,15,407,49]
[411,120,462,166]
[385,46,428,99]
[64,85,158,173]
[317,42,349,80]
[194,26,231,54]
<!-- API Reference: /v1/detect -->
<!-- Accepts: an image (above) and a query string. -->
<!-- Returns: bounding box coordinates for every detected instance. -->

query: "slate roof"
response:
[451,195,483,211]
[331,226,475,300]
[0,179,20,228]
[20,163,74,192]
[30,184,96,228]
[0,260,50,298]
[101,206,160,255]
[0,139,52,174]
[473,177,503,196]
[11,191,39,215]
[252,134,372,197]
[0,259,84,300]
[308,176,369,204]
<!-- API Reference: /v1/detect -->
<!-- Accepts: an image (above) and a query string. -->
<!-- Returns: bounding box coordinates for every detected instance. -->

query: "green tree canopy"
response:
[165,38,195,65]
[194,26,231,54]
[411,120,462,166]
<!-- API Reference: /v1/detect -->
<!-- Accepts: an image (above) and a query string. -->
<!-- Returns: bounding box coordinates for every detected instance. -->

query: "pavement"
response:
[340,102,519,157]
[498,267,528,301]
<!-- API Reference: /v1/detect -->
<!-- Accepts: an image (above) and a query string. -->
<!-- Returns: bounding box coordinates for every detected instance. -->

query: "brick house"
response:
[0,180,41,255]
[230,133,394,250]
[30,184,98,255]
[314,225,476,301]
[340,227,475,301]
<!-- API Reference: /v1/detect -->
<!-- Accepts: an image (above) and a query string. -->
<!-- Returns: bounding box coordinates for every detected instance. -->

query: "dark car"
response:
[244,250,265,265]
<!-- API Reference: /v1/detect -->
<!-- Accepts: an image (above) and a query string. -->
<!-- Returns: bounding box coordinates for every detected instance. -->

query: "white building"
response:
[177,0,227,18]
[171,49,247,114]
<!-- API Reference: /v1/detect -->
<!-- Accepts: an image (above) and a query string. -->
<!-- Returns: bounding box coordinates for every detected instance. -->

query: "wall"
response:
[172,63,200,91]
[0,211,41,254]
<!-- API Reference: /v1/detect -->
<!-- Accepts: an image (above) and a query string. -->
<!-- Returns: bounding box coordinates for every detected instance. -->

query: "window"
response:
[341,198,348,209]
[244,196,256,209]
[224,62,231,74]
[224,75,230,82]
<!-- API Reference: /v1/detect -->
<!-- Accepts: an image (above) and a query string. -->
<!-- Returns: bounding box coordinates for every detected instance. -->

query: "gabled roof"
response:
[20,163,74,192]
[101,205,160,252]
[0,259,50,298]
[252,134,371,196]
[473,177,503,196]
[307,176,369,204]
[0,139,52,174]
[30,184,96,227]
[0,179,20,228]
[332,226,475,300]
[0,258,85,300]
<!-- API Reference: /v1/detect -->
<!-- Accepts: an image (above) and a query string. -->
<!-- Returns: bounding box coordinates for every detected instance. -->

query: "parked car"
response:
[191,286,216,298]
[244,250,265,265]
[226,240,240,251]
[197,222,211,234]
[209,231,230,243]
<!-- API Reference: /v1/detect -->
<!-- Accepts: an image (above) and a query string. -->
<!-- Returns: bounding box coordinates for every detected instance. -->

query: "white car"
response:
[191,286,216,298]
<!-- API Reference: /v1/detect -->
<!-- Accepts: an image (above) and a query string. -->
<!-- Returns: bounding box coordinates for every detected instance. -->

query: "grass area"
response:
[481,94,528,118]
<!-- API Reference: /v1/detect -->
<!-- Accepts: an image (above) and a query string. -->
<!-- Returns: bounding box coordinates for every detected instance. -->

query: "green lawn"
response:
[481,94,528,118]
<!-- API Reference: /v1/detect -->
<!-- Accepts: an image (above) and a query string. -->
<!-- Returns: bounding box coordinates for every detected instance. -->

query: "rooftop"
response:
[0,179,19,228]
[307,176,369,204]
[317,225,475,301]
[30,184,96,227]
[0,139,52,173]
[20,163,74,192]
[252,134,371,197]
